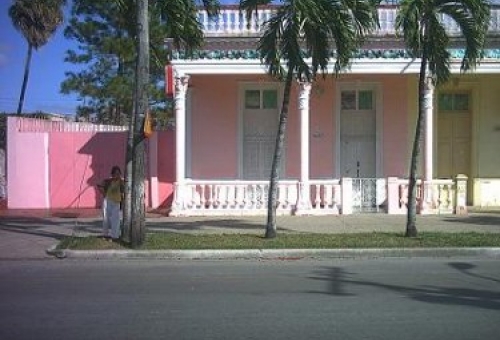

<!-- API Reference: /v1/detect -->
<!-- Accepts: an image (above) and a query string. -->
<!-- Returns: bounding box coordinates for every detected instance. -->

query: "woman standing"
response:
[98,166,124,241]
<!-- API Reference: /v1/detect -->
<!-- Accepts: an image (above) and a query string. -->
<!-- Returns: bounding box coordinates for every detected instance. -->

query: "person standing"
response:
[98,166,124,241]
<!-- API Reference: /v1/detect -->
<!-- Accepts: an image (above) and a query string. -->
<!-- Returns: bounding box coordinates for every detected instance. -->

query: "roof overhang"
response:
[171,58,500,76]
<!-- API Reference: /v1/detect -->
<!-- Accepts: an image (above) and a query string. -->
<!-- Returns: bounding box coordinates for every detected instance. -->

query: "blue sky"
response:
[2,0,496,115]
[0,1,82,114]
[0,0,239,115]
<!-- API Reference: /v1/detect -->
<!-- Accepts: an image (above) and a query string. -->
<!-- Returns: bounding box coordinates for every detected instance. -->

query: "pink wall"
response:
[310,78,336,178]
[190,75,240,178]
[189,74,306,180]
[381,76,408,177]
[285,83,300,179]
[49,132,127,208]
[188,74,410,180]
[7,117,49,208]
[157,130,175,207]
[7,117,177,210]
[6,72,410,210]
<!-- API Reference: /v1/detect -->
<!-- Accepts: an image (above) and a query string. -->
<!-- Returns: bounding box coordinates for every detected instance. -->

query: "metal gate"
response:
[352,178,385,213]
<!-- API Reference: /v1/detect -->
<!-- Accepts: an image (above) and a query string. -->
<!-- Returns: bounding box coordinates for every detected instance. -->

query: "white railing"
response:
[199,6,500,37]
[309,180,341,214]
[183,180,298,215]
[174,176,466,216]
[180,179,344,215]
[393,176,467,215]
[15,117,128,133]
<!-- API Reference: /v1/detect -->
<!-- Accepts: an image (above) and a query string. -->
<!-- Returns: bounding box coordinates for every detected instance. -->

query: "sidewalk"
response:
[1,208,500,260]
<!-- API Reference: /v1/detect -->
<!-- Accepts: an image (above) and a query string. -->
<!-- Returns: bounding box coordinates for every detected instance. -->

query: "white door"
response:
[242,88,279,180]
[340,89,376,178]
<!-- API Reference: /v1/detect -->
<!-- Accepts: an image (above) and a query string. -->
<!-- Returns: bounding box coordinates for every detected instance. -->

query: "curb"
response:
[47,246,500,260]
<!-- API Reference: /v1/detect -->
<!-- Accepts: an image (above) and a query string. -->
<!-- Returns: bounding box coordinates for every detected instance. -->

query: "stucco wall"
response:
[189,75,240,179]
[380,75,409,177]
[7,117,49,209]
[475,75,500,177]
[157,130,175,207]
[188,74,413,181]
[309,78,336,178]
[49,132,127,209]
[6,117,176,210]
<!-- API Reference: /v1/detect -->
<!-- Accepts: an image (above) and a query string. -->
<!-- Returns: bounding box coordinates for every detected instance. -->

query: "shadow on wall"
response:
[157,130,175,209]
[48,131,126,209]
[49,129,175,210]
[78,132,127,209]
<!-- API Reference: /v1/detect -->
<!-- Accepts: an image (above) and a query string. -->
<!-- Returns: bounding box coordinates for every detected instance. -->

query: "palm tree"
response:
[118,0,220,247]
[239,0,380,238]
[9,0,66,114]
[396,0,490,237]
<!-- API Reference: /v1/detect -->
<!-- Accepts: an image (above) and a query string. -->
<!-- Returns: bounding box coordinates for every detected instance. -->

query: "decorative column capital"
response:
[297,80,312,91]
[175,74,190,94]
[424,75,435,92]
[297,80,312,111]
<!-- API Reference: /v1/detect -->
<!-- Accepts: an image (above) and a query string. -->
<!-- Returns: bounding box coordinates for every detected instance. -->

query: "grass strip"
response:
[57,232,500,251]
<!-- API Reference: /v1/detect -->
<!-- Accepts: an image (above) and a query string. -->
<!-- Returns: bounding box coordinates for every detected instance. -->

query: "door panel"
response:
[340,110,376,178]
[437,113,470,179]
[243,106,278,179]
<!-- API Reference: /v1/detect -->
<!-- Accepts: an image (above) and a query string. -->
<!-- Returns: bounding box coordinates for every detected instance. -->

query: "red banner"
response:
[165,65,175,98]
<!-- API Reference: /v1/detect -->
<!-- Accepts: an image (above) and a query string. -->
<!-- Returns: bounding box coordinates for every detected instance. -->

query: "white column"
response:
[424,76,435,182]
[422,76,435,213]
[171,74,190,215]
[295,81,312,214]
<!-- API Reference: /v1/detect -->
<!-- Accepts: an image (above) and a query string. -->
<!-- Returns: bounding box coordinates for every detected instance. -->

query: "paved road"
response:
[1,258,499,340]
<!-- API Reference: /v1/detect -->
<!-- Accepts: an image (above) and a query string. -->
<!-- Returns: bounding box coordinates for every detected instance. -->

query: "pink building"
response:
[6,3,500,216]
[166,4,500,216]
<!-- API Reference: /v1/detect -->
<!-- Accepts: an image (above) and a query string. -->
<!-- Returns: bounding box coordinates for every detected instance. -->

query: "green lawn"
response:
[57,232,500,250]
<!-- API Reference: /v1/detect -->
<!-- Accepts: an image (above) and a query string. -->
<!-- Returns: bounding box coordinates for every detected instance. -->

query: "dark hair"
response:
[111,166,121,175]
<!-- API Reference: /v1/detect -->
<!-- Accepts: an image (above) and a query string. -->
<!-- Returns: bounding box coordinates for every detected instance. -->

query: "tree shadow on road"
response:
[308,264,500,311]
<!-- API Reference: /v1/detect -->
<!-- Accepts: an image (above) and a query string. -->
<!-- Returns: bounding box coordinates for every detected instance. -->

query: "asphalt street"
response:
[1,258,499,340]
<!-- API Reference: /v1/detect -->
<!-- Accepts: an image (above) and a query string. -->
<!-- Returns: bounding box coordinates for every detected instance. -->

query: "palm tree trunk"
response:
[129,0,149,248]
[266,71,293,238]
[17,44,33,114]
[121,100,135,243]
[406,57,428,238]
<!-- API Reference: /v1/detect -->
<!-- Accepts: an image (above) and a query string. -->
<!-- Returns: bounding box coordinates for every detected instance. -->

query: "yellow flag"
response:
[143,110,153,138]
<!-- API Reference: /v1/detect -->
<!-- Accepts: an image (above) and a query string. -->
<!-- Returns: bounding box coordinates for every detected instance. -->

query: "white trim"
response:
[376,83,384,178]
[172,59,500,75]
[186,89,193,179]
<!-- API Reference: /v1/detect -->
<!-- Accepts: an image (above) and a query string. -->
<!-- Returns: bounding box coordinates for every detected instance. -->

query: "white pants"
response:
[102,198,121,239]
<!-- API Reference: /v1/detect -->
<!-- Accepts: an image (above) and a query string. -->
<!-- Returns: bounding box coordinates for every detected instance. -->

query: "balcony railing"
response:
[199,5,500,37]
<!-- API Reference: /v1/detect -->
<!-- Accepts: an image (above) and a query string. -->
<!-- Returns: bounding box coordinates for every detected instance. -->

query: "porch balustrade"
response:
[309,180,342,214]
[175,176,466,216]
[199,6,500,37]
[180,179,342,216]
[183,180,296,215]
[388,176,467,215]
